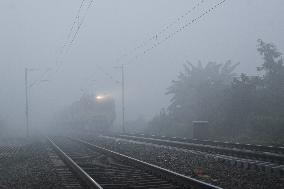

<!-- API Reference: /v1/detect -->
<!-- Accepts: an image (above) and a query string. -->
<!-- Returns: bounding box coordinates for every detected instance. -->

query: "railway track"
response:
[124,133,284,154]
[47,142,89,189]
[102,134,284,177]
[48,136,222,189]
[110,134,284,165]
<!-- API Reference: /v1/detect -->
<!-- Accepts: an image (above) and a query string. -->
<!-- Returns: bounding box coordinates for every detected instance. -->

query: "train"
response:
[55,93,116,132]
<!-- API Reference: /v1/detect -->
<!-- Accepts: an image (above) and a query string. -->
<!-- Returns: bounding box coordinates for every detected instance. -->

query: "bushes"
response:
[147,40,284,144]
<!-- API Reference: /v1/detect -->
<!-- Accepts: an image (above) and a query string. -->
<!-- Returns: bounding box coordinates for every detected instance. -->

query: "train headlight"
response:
[96,95,105,100]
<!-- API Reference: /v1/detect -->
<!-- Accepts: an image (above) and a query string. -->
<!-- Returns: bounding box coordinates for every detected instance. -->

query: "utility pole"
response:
[115,64,126,133]
[121,64,125,133]
[24,68,48,137]
[25,68,30,137]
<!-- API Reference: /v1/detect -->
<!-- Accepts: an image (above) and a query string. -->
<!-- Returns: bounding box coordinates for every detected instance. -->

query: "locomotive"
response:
[56,93,115,132]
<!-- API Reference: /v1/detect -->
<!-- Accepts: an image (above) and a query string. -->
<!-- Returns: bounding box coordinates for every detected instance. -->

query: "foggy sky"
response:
[1,0,284,130]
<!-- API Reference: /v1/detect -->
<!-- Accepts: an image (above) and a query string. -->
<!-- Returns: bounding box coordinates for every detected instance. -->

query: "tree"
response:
[223,74,261,137]
[166,60,238,134]
[148,40,284,143]
[257,39,284,116]
[221,40,284,141]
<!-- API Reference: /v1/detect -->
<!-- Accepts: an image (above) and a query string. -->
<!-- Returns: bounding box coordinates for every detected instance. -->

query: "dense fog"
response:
[1,2,284,189]
[0,0,284,141]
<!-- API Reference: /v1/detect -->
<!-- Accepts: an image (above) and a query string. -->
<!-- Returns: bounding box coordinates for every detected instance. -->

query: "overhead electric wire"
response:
[56,0,87,63]
[124,0,227,66]
[116,0,206,63]
[51,0,117,91]
[68,0,94,51]
[49,0,227,93]
[54,0,94,74]
[93,0,207,88]
[87,0,225,88]
[67,0,86,40]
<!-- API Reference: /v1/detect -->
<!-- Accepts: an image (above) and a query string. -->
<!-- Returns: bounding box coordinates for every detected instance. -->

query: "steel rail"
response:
[113,134,284,164]
[72,137,223,189]
[47,137,103,189]
[129,133,284,154]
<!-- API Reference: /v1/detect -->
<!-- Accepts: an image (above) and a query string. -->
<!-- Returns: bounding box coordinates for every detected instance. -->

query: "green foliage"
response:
[148,40,284,144]
[256,39,284,117]
[257,39,283,74]
[166,60,238,132]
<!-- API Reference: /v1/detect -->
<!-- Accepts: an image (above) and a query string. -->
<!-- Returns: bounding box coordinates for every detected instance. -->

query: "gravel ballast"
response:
[0,138,63,189]
[84,135,283,189]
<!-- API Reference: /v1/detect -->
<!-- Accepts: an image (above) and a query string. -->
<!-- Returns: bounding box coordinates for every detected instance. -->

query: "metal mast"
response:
[25,68,30,137]
[121,64,125,133]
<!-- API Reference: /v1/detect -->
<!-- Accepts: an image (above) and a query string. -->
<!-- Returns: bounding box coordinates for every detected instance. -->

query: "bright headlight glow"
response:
[96,95,104,100]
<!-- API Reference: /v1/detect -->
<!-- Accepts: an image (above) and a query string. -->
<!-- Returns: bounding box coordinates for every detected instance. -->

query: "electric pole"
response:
[25,68,30,137]
[115,64,126,133]
[121,64,125,133]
